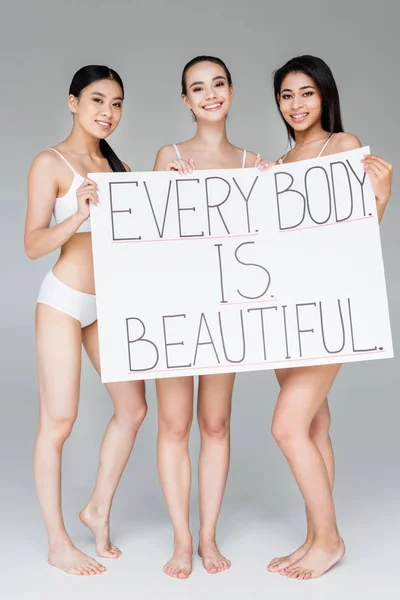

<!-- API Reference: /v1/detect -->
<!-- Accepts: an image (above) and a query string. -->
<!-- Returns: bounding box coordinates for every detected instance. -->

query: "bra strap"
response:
[172,143,182,160]
[242,149,247,168]
[318,134,335,158]
[48,148,78,174]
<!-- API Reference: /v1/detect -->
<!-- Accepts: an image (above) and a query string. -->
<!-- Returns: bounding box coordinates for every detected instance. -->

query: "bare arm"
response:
[24,152,89,260]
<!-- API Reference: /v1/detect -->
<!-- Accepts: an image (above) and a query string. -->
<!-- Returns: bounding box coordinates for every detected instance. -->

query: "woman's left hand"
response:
[362,154,393,206]
[255,154,277,170]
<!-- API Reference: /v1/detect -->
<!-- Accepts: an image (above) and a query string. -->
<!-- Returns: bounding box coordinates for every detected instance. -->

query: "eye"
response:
[215,81,225,87]
[93,98,103,103]
[282,94,292,100]
[193,87,203,92]
[113,102,122,108]
[303,91,314,97]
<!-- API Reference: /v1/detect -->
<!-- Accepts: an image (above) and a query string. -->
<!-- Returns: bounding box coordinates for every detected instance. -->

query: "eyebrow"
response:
[280,85,316,93]
[189,75,227,89]
[91,91,124,101]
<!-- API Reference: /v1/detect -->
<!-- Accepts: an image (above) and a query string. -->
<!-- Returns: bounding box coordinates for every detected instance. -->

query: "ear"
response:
[68,94,78,114]
[229,83,234,98]
[276,93,281,105]
[182,94,192,110]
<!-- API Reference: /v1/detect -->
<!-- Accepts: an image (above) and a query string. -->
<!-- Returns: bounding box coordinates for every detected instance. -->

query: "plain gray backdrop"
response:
[1,0,398,598]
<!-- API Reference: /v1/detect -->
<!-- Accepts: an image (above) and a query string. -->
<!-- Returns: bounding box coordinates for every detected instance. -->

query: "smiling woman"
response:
[152,55,271,581]
[24,65,147,577]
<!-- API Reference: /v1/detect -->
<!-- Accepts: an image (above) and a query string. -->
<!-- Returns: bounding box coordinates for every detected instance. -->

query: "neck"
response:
[294,122,328,147]
[64,124,103,157]
[193,119,230,150]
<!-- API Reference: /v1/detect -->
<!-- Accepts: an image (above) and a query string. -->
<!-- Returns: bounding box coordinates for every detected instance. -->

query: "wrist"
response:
[72,211,87,226]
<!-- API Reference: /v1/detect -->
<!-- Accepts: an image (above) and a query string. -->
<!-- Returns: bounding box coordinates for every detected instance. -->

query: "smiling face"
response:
[68,78,123,139]
[278,71,323,133]
[182,61,233,122]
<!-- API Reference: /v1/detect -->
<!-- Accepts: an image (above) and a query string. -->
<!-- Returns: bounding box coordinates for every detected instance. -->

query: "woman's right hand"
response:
[76,178,99,221]
[166,158,196,175]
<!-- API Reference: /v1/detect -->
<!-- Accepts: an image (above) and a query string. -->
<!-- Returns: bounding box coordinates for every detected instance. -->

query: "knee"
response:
[159,417,192,443]
[309,409,331,442]
[198,415,230,440]
[271,416,300,449]
[115,402,148,432]
[40,414,77,446]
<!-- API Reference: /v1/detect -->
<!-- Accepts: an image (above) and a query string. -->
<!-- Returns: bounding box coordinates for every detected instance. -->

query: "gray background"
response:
[1,0,398,598]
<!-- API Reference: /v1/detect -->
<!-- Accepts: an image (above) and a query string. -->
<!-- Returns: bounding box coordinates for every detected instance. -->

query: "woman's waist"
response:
[53,234,95,294]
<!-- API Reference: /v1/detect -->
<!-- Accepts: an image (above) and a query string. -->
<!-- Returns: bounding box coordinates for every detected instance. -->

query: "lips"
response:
[95,120,112,130]
[202,102,223,111]
[291,112,308,122]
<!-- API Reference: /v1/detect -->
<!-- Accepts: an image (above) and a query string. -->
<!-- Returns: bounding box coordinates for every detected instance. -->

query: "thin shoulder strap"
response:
[172,143,182,160]
[242,149,247,169]
[278,153,288,164]
[318,134,335,158]
[48,148,78,174]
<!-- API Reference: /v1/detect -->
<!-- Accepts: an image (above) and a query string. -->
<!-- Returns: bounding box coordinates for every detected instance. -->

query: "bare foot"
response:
[163,543,193,579]
[80,506,121,559]
[268,539,312,572]
[282,538,345,580]
[48,540,106,576]
[198,541,231,574]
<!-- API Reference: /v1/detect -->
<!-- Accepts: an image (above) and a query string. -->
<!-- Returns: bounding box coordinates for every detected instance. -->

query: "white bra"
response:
[48,148,90,233]
[172,143,248,168]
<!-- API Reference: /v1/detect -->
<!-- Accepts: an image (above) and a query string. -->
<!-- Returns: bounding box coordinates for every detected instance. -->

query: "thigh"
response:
[82,321,146,412]
[197,373,235,420]
[273,364,341,431]
[35,303,82,421]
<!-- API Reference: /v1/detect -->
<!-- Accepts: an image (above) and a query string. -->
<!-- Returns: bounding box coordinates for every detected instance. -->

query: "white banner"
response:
[90,146,393,383]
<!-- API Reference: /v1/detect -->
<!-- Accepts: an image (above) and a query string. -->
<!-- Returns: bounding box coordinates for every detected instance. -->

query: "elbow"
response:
[25,246,39,260]
[24,237,40,260]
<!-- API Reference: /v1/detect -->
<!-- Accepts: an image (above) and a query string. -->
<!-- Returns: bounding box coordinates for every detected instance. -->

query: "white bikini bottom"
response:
[37,270,97,328]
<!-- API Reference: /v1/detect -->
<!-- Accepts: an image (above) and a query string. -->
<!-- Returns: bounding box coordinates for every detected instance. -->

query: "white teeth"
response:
[292,113,307,119]
[204,103,221,110]
[97,121,111,126]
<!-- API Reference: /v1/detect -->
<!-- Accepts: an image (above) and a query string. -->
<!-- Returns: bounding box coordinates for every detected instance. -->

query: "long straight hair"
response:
[69,65,126,172]
[273,55,344,141]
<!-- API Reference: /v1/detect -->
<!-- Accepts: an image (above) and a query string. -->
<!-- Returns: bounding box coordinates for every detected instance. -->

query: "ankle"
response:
[49,538,72,553]
[313,532,342,548]
[199,531,217,546]
[174,533,192,550]
[82,502,110,521]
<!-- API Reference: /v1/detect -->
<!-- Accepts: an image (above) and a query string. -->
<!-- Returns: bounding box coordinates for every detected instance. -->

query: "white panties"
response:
[37,270,97,328]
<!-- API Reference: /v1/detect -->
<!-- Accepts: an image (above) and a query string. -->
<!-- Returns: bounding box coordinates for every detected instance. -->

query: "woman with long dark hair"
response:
[266,55,392,580]
[153,55,264,579]
[25,65,147,576]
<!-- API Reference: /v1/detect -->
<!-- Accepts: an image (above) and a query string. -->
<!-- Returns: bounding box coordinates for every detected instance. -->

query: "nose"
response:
[100,105,112,118]
[204,85,217,100]
[291,95,304,110]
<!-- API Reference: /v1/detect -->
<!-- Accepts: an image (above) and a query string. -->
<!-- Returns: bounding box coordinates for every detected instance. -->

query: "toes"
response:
[177,570,189,579]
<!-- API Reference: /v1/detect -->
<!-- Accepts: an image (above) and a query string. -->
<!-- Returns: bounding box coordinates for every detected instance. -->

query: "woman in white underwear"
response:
[265,55,392,581]
[25,65,147,576]
[153,55,264,579]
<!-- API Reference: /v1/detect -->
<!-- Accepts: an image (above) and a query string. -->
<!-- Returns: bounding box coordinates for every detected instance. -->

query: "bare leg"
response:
[270,365,345,580]
[34,304,105,576]
[79,321,147,558]
[268,368,335,571]
[156,377,194,579]
[197,373,234,574]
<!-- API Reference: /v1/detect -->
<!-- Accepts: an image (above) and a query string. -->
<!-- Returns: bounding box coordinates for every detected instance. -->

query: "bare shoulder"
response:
[155,144,178,161]
[29,149,62,175]
[244,150,258,167]
[122,161,131,172]
[331,132,362,153]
